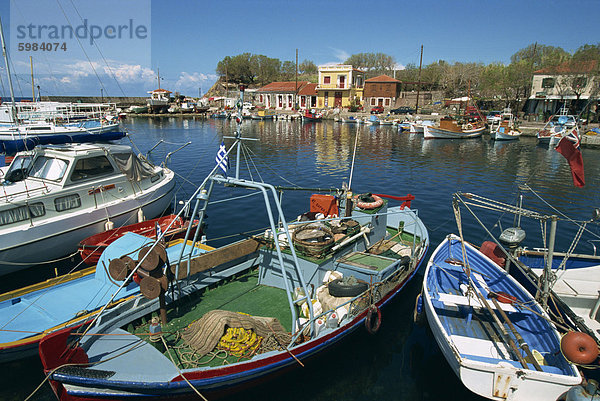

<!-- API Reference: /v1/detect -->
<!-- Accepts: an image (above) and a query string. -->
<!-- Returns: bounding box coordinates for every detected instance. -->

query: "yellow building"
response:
[316,65,365,109]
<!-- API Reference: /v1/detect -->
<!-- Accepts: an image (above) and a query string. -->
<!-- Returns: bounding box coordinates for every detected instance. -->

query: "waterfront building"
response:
[526,60,599,118]
[298,83,318,109]
[364,74,402,110]
[316,65,365,108]
[255,81,309,110]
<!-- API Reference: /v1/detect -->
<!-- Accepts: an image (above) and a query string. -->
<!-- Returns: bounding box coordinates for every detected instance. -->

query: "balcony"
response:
[317,83,363,90]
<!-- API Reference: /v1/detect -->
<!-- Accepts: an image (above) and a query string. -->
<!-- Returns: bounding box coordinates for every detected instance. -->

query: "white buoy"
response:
[105,220,114,230]
[137,208,144,222]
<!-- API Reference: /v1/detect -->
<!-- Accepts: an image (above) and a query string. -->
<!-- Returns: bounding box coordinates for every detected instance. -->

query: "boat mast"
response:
[30,56,35,101]
[157,67,161,90]
[0,17,18,124]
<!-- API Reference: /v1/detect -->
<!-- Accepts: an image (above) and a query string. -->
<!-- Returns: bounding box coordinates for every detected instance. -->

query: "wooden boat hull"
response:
[78,215,198,266]
[40,201,430,400]
[423,125,484,139]
[423,235,581,401]
[42,248,427,400]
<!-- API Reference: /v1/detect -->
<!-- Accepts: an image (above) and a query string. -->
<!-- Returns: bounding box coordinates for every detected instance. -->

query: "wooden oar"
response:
[473,290,531,370]
[489,295,543,371]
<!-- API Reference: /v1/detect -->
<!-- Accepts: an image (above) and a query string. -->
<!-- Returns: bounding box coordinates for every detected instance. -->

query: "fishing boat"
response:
[536,109,580,147]
[38,90,430,400]
[423,116,485,139]
[78,214,199,266]
[341,116,359,123]
[129,105,149,114]
[489,109,521,141]
[250,109,276,120]
[422,233,582,401]
[301,109,322,122]
[0,233,210,363]
[0,143,175,274]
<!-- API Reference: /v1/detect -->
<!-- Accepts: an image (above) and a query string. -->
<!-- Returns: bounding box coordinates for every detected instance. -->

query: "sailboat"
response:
[37,88,430,400]
[0,19,121,144]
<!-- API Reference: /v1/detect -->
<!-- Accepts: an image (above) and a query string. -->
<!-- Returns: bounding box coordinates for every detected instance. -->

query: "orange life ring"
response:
[365,305,381,334]
[355,194,384,210]
[560,331,599,365]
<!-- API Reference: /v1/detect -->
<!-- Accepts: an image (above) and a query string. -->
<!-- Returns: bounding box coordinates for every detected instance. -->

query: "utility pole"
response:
[415,45,423,114]
[295,48,298,110]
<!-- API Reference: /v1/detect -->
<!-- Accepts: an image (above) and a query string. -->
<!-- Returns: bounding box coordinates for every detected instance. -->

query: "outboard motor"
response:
[499,226,526,249]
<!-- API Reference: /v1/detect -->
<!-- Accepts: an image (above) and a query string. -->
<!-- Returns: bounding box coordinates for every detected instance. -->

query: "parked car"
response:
[486,111,502,123]
[391,106,415,114]
[371,105,384,114]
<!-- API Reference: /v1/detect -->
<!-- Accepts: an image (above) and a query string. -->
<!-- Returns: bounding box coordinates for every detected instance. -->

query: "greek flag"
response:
[215,141,228,175]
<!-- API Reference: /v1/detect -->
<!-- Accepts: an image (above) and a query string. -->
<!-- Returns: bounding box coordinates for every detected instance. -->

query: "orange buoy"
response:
[561,331,599,365]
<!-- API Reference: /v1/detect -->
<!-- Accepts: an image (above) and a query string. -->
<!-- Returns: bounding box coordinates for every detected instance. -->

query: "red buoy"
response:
[561,331,599,365]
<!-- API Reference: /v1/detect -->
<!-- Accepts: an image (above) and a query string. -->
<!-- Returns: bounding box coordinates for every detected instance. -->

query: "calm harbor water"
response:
[3,117,600,401]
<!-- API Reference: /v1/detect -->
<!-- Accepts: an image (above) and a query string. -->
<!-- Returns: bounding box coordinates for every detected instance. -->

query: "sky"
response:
[0,0,599,98]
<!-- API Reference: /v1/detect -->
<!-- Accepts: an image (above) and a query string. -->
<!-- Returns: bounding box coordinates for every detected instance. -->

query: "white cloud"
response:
[331,47,350,62]
[394,63,406,70]
[174,71,218,95]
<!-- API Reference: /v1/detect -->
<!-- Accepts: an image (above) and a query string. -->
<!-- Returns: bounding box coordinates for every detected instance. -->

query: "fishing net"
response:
[182,310,291,358]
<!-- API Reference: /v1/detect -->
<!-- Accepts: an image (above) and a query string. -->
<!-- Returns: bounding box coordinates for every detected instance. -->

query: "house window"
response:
[385,98,390,106]
[259,94,264,103]
[278,95,283,108]
[55,194,81,212]
[371,98,376,106]
[301,96,306,107]
[542,78,555,89]
[324,76,331,84]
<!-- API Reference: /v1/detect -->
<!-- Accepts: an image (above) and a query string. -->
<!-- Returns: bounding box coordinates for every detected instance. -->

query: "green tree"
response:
[344,52,396,77]
[299,59,317,75]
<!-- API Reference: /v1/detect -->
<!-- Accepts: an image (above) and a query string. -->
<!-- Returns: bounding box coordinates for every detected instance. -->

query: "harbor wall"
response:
[40,96,147,106]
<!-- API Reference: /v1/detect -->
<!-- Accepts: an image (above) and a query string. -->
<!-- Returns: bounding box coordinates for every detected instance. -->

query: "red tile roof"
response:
[256,81,309,92]
[149,88,172,93]
[365,75,400,83]
[297,83,317,96]
[534,60,598,75]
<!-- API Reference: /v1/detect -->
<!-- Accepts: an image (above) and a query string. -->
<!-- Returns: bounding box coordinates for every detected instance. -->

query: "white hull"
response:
[0,122,120,140]
[0,180,174,275]
[424,125,484,139]
[0,144,175,274]
[423,237,581,401]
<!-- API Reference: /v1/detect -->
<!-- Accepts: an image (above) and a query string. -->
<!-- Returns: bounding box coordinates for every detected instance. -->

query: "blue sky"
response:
[1,0,599,98]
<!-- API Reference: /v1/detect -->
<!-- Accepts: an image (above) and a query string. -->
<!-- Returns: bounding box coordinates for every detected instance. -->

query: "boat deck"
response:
[131,268,292,368]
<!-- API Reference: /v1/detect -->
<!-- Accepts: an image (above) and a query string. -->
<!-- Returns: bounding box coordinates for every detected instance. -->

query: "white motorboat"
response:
[0,143,175,275]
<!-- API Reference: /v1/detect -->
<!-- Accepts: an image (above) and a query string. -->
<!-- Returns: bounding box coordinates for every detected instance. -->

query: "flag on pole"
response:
[555,136,585,187]
[215,141,228,175]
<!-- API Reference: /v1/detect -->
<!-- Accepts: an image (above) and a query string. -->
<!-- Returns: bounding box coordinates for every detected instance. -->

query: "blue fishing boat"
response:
[37,89,430,400]
[422,234,581,400]
[0,233,210,362]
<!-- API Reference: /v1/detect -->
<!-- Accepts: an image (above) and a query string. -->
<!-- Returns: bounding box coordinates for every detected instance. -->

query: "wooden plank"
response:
[171,238,262,279]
